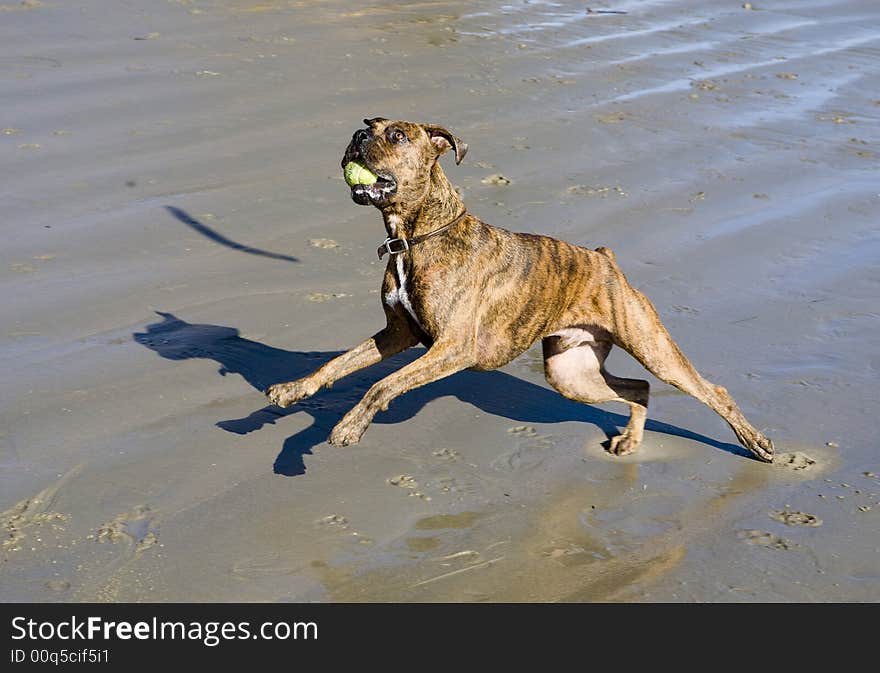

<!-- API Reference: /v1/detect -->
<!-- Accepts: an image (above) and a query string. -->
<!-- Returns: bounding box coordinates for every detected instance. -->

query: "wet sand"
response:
[1,0,878,602]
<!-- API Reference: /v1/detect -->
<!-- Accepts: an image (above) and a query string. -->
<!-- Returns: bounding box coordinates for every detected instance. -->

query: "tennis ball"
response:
[344,161,378,187]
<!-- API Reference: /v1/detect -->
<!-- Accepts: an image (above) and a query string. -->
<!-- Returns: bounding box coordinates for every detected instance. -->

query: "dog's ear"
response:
[423,124,468,165]
[363,117,389,128]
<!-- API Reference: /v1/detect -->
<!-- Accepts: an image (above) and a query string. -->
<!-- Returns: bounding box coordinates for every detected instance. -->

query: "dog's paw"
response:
[748,434,775,463]
[328,417,367,447]
[265,380,316,408]
[732,426,774,463]
[608,431,642,457]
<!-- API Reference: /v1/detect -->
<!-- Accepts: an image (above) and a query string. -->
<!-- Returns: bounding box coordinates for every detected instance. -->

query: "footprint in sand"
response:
[432,448,460,461]
[491,444,547,472]
[307,291,349,302]
[314,514,348,530]
[44,579,71,593]
[313,515,372,545]
[1,465,80,555]
[541,544,606,567]
[774,452,818,472]
[433,477,462,494]
[737,529,793,550]
[92,505,159,553]
[308,238,339,249]
[388,474,418,489]
[388,475,431,501]
[492,429,555,472]
[481,174,512,186]
[769,510,823,527]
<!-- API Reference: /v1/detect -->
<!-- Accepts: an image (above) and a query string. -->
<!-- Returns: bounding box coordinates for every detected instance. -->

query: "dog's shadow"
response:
[133,311,752,476]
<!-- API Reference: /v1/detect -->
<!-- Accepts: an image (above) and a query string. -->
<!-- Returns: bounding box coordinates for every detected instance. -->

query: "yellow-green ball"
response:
[344,161,378,187]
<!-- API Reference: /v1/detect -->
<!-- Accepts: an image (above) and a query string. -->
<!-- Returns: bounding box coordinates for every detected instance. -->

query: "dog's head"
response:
[341,118,467,208]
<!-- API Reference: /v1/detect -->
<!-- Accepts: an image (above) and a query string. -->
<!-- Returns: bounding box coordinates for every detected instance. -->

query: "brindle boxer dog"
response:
[266,118,774,462]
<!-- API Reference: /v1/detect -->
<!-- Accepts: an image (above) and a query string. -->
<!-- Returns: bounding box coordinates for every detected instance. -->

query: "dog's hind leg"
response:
[542,330,650,456]
[610,286,774,462]
[266,309,419,408]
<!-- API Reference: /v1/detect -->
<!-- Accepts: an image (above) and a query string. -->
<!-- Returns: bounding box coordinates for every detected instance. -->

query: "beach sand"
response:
[1,0,878,602]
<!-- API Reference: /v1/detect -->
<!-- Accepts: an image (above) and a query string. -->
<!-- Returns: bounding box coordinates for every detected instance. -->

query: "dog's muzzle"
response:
[350,176,397,206]
[343,130,398,206]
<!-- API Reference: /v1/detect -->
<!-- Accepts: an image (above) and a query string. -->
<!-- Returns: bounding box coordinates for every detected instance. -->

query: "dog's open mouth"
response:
[342,143,397,206]
[350,171,397,206]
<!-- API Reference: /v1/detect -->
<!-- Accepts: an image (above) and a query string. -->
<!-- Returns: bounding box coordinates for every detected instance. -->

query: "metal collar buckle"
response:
[378,237,410,259]
[375,210,468,260]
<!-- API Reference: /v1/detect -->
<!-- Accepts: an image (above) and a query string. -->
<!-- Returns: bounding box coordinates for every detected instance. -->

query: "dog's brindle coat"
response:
[266,118,774,462]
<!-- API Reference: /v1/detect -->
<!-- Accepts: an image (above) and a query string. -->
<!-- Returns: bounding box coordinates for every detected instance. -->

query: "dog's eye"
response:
[388,128,408,144]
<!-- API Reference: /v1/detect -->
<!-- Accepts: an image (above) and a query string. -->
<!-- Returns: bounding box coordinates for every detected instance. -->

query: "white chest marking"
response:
[385,254,425,331]
[382,216,425,331]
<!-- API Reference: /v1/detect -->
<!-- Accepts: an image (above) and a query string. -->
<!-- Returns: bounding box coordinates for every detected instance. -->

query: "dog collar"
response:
[377,210,468,259]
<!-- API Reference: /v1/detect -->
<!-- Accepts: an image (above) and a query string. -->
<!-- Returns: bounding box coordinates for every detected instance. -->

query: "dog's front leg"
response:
[266,318,418,408]
[328,342,474,446]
